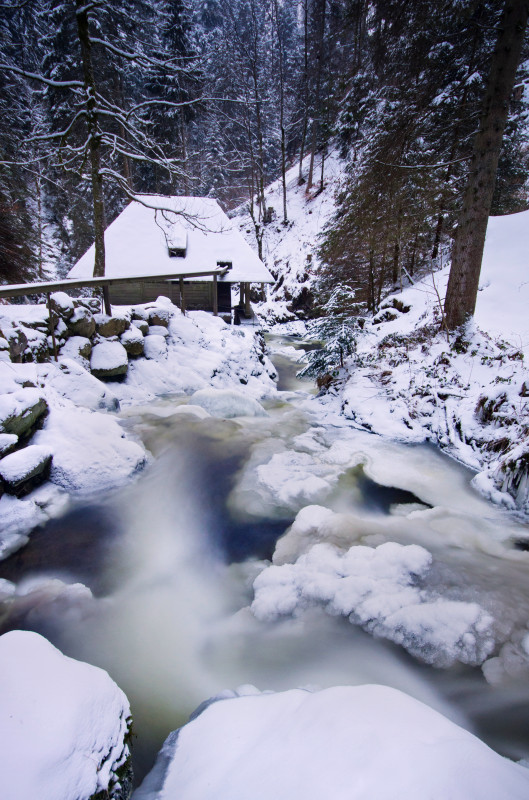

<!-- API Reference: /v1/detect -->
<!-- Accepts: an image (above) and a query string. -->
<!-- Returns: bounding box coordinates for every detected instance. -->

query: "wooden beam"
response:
[179,277,186,315]
[244,282,251,317]
[0,268,229,300]
[213,274,218,316]
[102,285,111,316]
[46,293,58,362]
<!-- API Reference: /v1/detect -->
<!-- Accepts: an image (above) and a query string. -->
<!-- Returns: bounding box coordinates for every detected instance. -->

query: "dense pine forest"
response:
[0,0,528,303]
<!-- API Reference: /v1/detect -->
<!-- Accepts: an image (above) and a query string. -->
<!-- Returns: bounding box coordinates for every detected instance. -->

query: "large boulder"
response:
[95,313,130,338]
[121,326,144,357]
[0,444,52,496]
[143,334,167,360]
[68,306,96,339]
[133,685,529,800]
[148,307,172,327]
[50,291,75,320]
[0,630,132,800]
[91,341,129,379]
[0,433,18,457]
[189,388,267,418]
[0,388,48,438]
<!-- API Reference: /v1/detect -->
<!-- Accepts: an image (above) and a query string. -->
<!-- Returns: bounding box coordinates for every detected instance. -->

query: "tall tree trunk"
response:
[298,0,309,184]
[76,0,106,278]
[273,0,288,223]
[307,0,326,192]
[444,0,529,330]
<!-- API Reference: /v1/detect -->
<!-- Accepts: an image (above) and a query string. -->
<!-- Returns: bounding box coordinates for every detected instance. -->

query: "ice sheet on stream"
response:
[249,500,529,677]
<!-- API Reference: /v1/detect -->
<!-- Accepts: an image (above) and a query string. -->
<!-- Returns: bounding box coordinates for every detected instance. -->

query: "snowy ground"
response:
[236,151,345,323]
[306,210,529,516]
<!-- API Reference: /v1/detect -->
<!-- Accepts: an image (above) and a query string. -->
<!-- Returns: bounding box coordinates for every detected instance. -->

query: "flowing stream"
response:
[1,334,529,786]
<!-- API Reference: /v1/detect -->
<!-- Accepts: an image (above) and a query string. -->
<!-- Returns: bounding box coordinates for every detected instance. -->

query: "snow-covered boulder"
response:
[148,307,172,327]
[95,312,130,338]
[133,684,529,800]
[32,405,146,493]
[147,325,170,338]
[0,630,132,800]
[59,335,92,363]
[0,432,18,456]
[143,334,168,360]
[121,325,144,357]
[68,306,96,339]
[91,341,129,379]
[41,359,120,412]
[0,444,52,495]
[190,388,267,418]
[0,388,48,438]
[50,291,75,320]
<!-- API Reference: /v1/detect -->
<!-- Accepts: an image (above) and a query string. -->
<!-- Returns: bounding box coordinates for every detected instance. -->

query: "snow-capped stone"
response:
[148,307,172,327]
[147,325,170,338]
[50,292,75,320]
[91,341,129,379]
[59,335,92,363]
[133,684,529,800]
[0,630,132,800]
[68,306,96,338]
[95,312,130,338]
[190,388,267,418]
[0,445,53,495]
[121,325,144,357]
[32,405,146,493]
[0,432,18,457]
[143,334,167,360]
[0,388,48,438]
[41,359,120,412]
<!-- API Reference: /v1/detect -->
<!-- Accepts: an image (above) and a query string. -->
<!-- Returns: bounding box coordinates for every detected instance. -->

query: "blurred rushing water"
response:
[1,334,529,785]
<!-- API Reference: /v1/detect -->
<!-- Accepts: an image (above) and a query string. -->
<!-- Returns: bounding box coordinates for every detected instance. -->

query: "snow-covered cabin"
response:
[68,195,273,313]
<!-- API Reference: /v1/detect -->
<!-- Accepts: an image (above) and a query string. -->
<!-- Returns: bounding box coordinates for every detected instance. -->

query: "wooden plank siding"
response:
[109,280,226,312]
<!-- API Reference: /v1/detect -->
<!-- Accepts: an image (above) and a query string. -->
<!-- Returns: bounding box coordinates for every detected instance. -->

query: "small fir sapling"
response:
[300,284,361,379]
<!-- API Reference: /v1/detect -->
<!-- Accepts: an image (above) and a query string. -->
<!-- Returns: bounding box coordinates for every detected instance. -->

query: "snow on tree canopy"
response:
[68,196,274,285]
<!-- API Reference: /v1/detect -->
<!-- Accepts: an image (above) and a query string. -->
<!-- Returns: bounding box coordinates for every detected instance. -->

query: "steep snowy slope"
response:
[236,151,346,324]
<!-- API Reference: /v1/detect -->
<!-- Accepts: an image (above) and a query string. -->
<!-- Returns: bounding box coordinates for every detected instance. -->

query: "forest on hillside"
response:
[0,0,528,304]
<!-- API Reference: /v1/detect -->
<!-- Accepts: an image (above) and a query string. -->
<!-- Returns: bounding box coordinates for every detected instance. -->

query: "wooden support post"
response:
[213,274,218,316]
[103,285,111,316]
[179,277,186,315]
[245,282,251,317]
[46,292,58,362]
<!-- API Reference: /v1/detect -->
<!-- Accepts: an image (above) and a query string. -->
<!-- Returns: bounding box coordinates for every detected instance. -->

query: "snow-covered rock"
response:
[0,444,52,495]
[91,341,129,379]
[133,684,529,800]
[95,312,130,338]
[50,291,75,319]
[143,334,168,360]
[121,325,144,357]
[0,630,132,800]
[32,405,146,493]
[0,432,18,456]
[42,358,120,411]
[0,388,48,438]
[190,388,267,418]
[68,306,96,338]
[60,335,92,364]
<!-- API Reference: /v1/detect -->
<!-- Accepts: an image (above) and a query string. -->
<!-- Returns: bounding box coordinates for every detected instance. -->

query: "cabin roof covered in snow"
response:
[68,195,273,283]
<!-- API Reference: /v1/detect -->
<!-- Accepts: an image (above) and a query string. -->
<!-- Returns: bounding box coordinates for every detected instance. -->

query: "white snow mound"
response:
[0,630,131,800]
[133,684,529,800]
